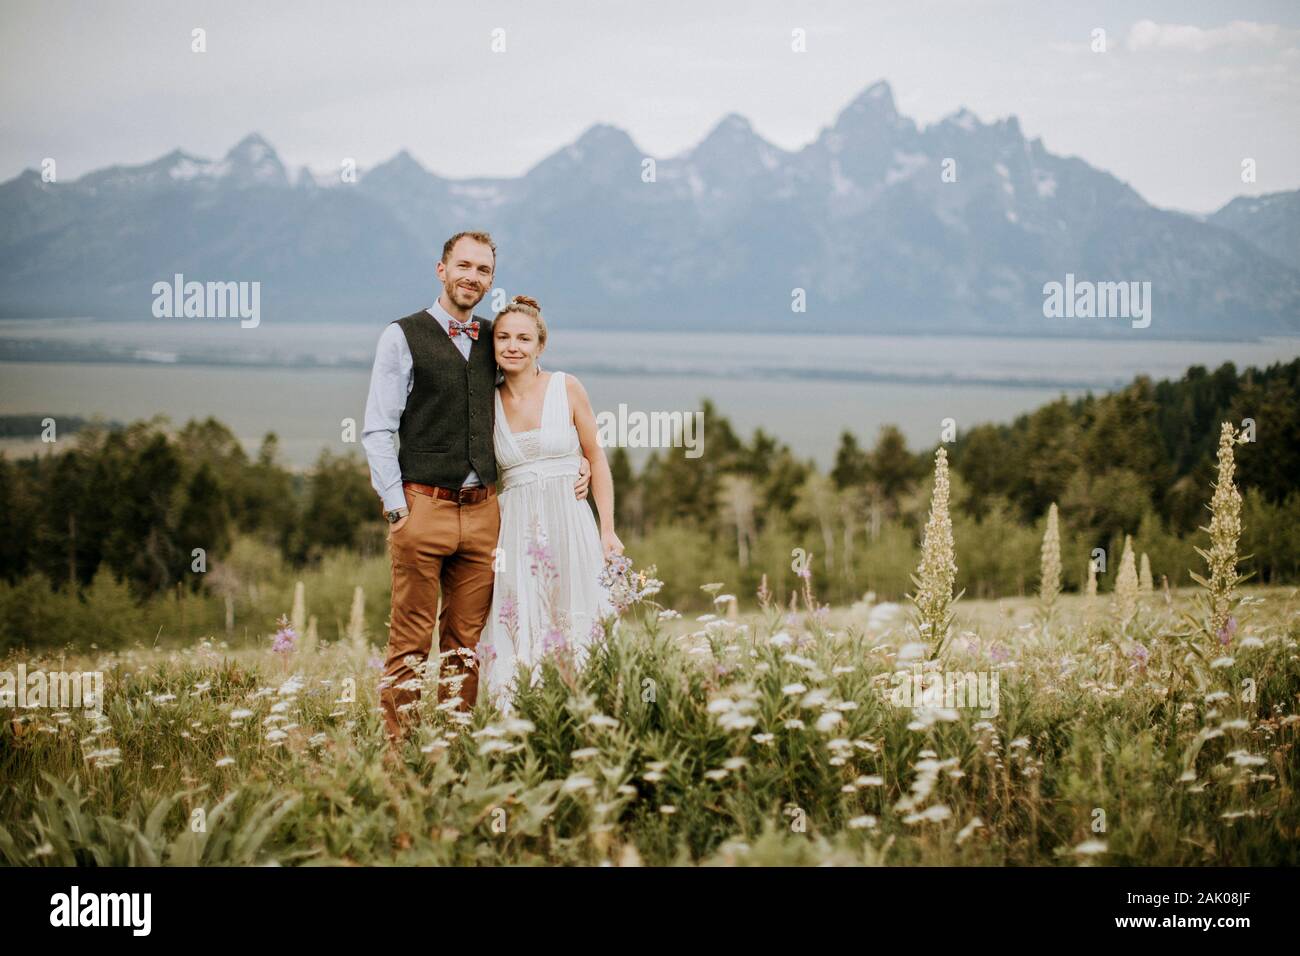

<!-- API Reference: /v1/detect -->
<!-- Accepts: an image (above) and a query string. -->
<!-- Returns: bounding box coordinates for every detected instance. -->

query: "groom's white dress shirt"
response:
[362,298,483,513]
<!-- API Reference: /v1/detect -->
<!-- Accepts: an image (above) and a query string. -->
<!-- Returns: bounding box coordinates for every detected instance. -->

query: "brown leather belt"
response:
[403,480,494,504]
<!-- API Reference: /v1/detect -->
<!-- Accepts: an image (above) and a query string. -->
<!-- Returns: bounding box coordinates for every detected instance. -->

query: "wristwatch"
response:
[384,506,409,524]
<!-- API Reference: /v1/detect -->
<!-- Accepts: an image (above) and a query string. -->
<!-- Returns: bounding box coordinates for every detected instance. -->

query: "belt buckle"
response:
[457,485,473,504]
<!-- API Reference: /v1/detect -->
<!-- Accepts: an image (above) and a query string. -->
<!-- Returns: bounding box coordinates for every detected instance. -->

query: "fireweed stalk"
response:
[525,518,578,689]
[271,615,296,674]
[908,447,962,659]
[1176,431,1264,807]
[1038,502,1062,625]
[1139,553,1154,595]
[1115,535,1139,630]
[1190,422,1251,646]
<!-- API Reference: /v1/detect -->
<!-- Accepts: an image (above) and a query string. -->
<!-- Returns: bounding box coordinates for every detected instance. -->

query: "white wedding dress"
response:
[480,371,610,709]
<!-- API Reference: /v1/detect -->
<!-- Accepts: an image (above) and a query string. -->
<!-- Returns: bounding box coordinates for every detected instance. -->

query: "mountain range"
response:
[2,80,1298,338]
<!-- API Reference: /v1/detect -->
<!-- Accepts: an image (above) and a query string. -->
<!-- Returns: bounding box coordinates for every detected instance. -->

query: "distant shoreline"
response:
[0,353,1146,392]
[0,316,1285,346]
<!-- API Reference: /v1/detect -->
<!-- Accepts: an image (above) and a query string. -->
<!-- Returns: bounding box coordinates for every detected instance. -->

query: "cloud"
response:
[1046,40,1092,56]
[1126,19,1283,53]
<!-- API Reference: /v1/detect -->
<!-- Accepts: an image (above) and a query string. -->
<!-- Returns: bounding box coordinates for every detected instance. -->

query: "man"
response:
[363,230,590,744]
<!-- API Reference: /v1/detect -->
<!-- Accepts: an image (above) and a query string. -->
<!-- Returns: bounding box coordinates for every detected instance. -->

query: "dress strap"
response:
[545,371,569,431]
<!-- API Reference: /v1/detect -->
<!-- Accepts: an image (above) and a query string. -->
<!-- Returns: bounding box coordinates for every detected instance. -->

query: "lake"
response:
[2,320,1297,468]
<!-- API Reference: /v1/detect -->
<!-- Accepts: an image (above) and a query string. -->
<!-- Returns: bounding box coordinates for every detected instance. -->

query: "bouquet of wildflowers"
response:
[598,554,663,617]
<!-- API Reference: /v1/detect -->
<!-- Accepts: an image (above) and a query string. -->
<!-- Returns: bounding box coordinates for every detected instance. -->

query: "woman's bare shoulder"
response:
[562,371,588,397]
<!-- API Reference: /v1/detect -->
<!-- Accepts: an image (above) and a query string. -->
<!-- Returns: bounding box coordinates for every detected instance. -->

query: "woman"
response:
[478,295,623,709]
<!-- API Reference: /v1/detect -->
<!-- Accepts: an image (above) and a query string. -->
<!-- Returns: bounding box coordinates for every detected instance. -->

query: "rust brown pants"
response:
[380,482,500,742]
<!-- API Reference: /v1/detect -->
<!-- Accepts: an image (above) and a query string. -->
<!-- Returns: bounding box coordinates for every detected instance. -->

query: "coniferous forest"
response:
[1,358,1297,651]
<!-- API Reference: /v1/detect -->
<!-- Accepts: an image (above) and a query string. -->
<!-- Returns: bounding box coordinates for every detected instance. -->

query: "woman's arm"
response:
[567,374,623,557]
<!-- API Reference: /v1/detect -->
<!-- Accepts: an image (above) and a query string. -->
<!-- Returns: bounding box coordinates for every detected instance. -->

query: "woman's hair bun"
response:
[511,294,541,311]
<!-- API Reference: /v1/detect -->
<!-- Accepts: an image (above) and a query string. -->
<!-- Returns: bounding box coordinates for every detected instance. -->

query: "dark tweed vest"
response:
[393,309,498,488]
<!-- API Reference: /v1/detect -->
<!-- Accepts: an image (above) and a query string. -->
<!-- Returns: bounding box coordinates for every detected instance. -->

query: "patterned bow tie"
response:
[448,319,479,340]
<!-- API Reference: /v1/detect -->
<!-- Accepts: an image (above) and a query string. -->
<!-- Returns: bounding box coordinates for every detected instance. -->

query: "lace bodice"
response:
[513,428,542,460]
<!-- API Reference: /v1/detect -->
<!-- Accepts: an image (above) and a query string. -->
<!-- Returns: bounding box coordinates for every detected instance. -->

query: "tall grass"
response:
[1,582,1296,866]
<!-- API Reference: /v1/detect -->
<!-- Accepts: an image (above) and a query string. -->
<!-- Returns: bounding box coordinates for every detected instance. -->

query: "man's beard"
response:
[447,280,485,309]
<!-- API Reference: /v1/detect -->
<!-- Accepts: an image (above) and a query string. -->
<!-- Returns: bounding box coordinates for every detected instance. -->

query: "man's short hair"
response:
[441,231,496,268]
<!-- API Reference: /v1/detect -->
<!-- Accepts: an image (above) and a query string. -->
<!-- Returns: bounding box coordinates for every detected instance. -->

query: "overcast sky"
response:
[1,0,1297,213]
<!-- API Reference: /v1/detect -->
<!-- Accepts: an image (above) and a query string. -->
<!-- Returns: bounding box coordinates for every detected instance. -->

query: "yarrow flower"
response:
[903,804,953,825]
[562,775,596,794]
[84,747,123,769]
